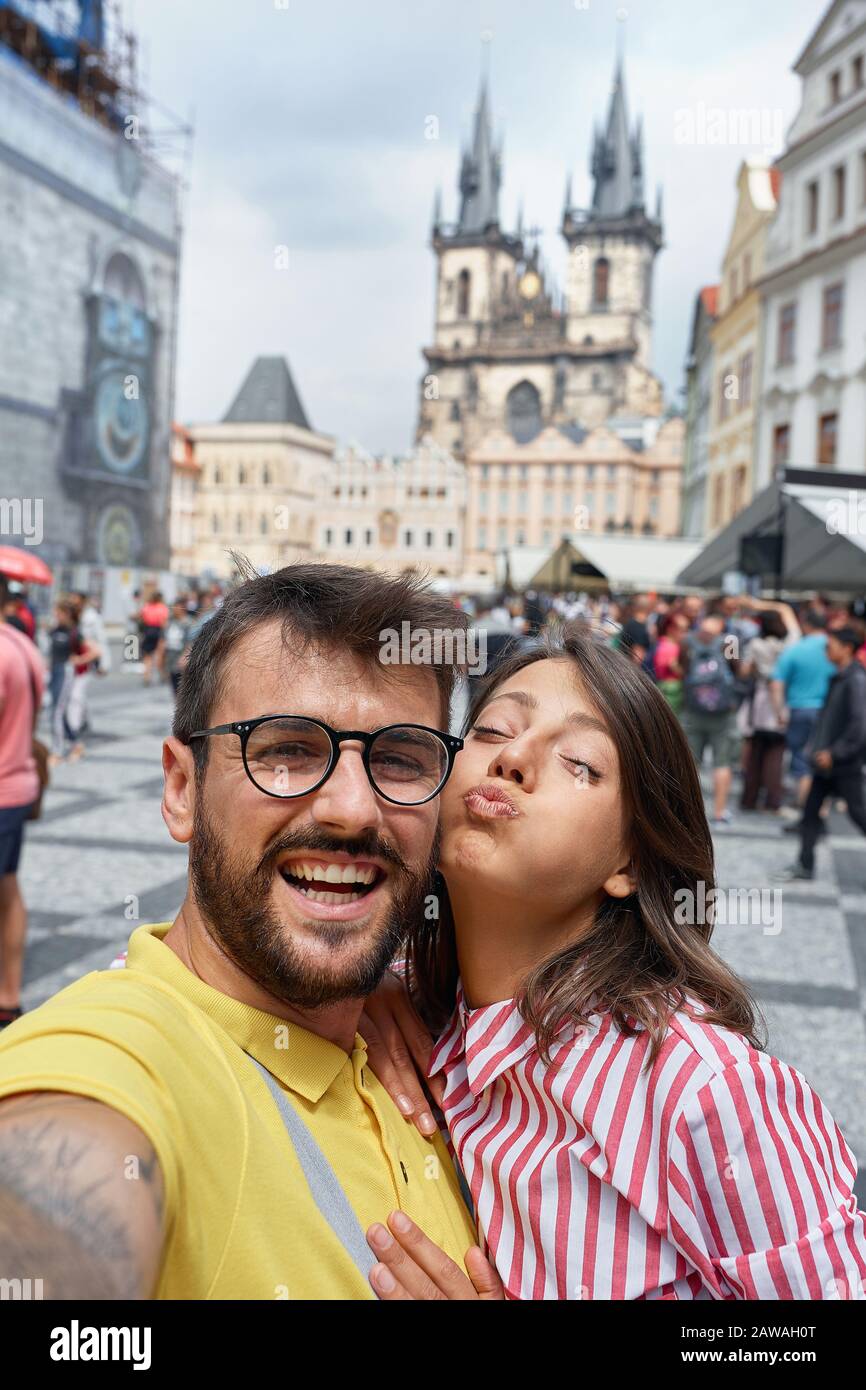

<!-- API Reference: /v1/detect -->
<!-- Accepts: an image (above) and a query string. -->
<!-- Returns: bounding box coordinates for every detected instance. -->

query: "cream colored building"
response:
[169,423,200,576]
[314,441,466,579]
[706,160,780,534]
[463,415,685,585]
[185,356,334,580]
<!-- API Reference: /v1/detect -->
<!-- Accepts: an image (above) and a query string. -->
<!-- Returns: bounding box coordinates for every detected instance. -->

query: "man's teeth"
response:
[282,862,378,885]
[290,886,368,904]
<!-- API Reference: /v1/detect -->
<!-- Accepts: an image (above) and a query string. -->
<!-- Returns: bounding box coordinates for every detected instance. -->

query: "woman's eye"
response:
[470,723,509,738]
[562,757,602,782]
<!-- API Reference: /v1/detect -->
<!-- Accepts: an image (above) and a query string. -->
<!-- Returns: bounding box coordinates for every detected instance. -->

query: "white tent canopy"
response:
[496,533,703,593]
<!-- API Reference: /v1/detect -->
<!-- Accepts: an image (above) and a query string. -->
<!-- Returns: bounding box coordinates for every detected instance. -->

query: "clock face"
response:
[518,269,541,301]
[97,504,138,565]
[95,368,149,474]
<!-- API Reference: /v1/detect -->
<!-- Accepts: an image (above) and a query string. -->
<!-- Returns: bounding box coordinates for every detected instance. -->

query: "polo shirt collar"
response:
[125,923,360,1103]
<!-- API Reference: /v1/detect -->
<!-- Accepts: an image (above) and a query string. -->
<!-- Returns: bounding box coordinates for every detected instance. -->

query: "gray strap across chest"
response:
[246,1053,377,1285]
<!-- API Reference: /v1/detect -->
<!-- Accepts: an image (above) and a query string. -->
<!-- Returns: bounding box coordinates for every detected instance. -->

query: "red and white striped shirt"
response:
[429,983,866,1301]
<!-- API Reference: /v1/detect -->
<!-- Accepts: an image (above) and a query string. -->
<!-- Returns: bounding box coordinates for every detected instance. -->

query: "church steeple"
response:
[590,57,644,218]
[457,78,501,235]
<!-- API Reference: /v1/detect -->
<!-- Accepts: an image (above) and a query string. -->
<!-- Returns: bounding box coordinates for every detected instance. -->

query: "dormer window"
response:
[829,69,842,105]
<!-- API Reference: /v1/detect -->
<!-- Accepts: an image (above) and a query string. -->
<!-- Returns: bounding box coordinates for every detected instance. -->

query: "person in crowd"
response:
[680,613,740,825]
[681,594,704,629]
[769,608,836,821]
[0,582,45,1029]
[616,594,652,664]
[652,610,690,712]
[163,599,193,698]
[736,600,799,813]
[139,591,169,686]
[60,594,104,762]
[2,583,36,640]
[776,626,866,884]
[47,599,95,765]
[359,629,866,1300]
[0,564,480,1299]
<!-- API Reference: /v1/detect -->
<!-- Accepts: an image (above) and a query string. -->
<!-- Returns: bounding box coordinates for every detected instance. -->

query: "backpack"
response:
[684,638,736,714]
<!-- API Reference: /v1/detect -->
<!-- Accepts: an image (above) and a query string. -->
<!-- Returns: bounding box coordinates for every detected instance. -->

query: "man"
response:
[163,597,193,697]
[776,626,866,883]
[0,587,45,1028]
[617,594,652,664]
[770,608,836,820]
[681,613,740,825]
[0,563,478,1298]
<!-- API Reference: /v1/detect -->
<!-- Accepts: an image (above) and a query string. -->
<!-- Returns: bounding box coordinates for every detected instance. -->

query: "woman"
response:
[737,601,799,813]
[652,610,690,713]
[361,629,866,1300]
[139,591,169,686]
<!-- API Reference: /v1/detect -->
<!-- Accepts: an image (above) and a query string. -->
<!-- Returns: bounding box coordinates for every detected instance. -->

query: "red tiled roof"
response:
[701,284,719,316]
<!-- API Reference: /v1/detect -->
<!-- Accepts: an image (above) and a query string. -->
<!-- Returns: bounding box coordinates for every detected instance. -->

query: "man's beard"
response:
[188,803,440,1009]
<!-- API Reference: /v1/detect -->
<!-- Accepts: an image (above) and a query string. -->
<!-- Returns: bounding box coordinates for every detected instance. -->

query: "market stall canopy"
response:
[0,546,53,585]
[676,469,866,591]
[496,534,702,593]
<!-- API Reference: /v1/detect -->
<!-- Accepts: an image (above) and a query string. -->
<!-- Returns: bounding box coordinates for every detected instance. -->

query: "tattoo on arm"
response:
[0,1096,165,1300]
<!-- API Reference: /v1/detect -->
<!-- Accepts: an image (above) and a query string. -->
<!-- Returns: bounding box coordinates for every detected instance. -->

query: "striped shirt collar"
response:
[430,979,597,1097]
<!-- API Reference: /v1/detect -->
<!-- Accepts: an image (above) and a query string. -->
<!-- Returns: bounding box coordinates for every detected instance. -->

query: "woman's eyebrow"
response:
[480,692,609,737]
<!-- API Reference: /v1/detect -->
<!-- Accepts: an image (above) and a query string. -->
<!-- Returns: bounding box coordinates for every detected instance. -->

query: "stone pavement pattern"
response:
[17,671,866,1205]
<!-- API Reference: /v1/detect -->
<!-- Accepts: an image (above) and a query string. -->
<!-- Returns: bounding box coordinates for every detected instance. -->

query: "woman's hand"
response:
[359,969,444,1136]
[367,1212,505,1301]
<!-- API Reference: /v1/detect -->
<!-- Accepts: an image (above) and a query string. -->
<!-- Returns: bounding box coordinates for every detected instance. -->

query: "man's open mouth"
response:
[278,858,386,906]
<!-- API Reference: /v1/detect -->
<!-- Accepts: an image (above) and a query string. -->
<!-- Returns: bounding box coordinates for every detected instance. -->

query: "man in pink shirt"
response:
[0,600,46,1028]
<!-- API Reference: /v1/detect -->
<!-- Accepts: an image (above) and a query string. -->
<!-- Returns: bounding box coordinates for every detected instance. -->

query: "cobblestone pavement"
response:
[17,671,866,1204]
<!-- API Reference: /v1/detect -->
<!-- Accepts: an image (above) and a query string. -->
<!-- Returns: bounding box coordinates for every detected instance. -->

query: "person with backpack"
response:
[681,614,740,826]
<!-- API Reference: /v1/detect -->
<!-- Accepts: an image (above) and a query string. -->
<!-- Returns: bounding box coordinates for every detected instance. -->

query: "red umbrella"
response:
[0,547,53,586]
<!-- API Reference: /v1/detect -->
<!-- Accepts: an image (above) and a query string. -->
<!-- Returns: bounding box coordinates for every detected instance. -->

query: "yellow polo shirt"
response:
[0,923,477,1299]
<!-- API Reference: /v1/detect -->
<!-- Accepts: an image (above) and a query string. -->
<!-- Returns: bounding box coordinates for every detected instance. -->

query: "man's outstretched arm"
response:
[0,1092,165,1299]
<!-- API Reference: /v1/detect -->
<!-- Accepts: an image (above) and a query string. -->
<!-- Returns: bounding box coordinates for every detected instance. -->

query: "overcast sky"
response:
[131,0,824,453]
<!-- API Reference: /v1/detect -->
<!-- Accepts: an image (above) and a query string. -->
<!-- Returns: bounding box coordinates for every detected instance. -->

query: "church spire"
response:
[590,56,644,218]
[457,76,501,235]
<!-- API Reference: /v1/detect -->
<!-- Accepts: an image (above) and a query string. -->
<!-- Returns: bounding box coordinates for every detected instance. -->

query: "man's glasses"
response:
[188,715,464,806]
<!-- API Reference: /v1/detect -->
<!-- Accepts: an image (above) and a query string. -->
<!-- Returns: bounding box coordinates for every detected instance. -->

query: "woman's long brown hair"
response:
[405,626,766,1070]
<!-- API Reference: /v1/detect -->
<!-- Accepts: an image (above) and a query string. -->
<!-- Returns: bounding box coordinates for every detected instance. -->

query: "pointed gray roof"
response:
[457,79,501,235]
[590,59,643,218]
[223,356,311,428]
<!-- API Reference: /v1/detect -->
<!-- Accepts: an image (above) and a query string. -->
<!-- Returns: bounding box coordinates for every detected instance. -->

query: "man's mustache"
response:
[256,825,410,878]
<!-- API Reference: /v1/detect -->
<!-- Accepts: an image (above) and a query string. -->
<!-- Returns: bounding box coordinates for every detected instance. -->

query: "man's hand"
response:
[360,969,443,1137]
[814,749,833,771]
[366,1211,505,1300]
[0,1092,165,1299]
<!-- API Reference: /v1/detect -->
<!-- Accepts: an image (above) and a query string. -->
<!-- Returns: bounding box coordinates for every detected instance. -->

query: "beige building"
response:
[315,441,466,579]
[418,62,666,461]
[169,423,200,576]
[463,416,685,585]
[706,160,780,533]
[185,356,334,580]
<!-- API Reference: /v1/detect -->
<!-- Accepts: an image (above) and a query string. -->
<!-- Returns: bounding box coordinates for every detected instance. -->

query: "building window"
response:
[592,371,602,390]
[732,466,747,514]
[324,527,333,544]
[713,475,725,524]
[806,180,819,235]
[517,490,528,515]
[446,529,454,548]
[592,257,610,307]
[236,515,243,535]
[497,525,507,547]
[239,465,246,486]
[564,464,573,479]
[214,466,222,485]
[425,530,434,547]
[542,528,552,547]
[544,492,554,515]
[403,530,412,547]
[586,465,595,481]
[263,466,271,486]
[740,351,753,408]
[718,370,731,422]
[457,269,470,317]
[777,302,796,364]
[506,380,542,443]
[498,491,508,515]
[833,164,846,220]
[562,492,573,513]
[651,469,660,485]
[519,464,528,480]
[606,464,616,481]
[364,528,373,546]
[478,489,488,510]
[605,491,616,515]
[829,69,842,105]
[822,283,843,349]
[855,54,864,89]
[478,524,487,549]
[730,267,738,302]
[481,463,489,479]
[817,413,838,467]
[516,529,526,546]
[772,423,790,471]
[260,514,268,535]
[649,496,659,518]
[345,528,354,544]
[450,400,461,421]
[212,514,219,534]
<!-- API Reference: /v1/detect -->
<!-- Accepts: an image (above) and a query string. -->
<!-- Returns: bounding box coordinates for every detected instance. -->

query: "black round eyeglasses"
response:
[188,715,464,806]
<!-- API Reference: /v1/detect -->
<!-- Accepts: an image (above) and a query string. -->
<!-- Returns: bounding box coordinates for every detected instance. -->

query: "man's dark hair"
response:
[803,607,827,631]
[827,625,861,653]
[173,558,469,778]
